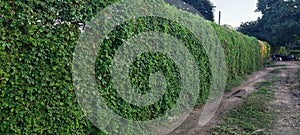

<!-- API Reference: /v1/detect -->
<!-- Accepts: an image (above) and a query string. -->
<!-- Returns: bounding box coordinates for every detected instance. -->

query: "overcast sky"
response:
[209,0,262,28]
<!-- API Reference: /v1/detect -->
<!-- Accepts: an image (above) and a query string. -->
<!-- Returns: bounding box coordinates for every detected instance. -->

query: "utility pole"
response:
[218,11,221,25]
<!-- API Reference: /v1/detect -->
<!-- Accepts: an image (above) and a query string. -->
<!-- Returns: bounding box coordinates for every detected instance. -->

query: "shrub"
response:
[278,46,288,56]
[290,50,300,58]
[259,41,271,63]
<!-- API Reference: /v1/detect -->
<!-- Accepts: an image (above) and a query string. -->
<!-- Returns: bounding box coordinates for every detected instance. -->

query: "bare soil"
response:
[270,62,300,135]
[168,61,300,135]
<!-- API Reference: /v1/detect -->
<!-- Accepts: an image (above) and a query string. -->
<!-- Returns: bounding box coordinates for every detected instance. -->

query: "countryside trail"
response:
[168,61,300,135]
[270,61,300,135]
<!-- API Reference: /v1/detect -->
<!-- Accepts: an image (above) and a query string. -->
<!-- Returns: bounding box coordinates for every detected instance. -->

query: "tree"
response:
[238,0,300,50]
[165,0,215,21]
[256,0,279,14]
[183,0,215,21]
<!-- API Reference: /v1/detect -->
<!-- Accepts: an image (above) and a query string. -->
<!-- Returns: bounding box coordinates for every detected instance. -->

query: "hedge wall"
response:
[0,0,117,134]
[211,23,270,84]
[0,0,270,134]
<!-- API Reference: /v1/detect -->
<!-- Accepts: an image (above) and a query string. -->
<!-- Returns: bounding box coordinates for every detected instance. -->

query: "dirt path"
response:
[270,62,300,135]
[168,61,300,135]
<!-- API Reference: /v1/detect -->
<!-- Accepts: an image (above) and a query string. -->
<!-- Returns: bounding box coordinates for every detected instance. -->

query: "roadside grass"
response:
[212,81,275,135]
[296,68,300,80]
[295,69,300,91]
[225,77,245,92]
[270,68,289,74]
[264,61,287,68]
[270,69,281,74]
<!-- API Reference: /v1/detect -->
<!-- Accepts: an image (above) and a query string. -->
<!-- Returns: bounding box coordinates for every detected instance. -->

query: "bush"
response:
[278,46,288,56]
[290,50,300,58]
[259,41,271,63]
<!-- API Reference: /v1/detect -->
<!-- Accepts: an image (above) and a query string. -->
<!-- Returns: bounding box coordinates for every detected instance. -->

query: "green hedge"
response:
[0,0,269,134]
[211,24,269,85]
[0,0,115,134]
[290,50,300,58]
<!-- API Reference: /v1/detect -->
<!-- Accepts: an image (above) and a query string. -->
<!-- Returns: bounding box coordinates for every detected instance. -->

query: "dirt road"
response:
[271,62,300,135]
[168,61,300,135]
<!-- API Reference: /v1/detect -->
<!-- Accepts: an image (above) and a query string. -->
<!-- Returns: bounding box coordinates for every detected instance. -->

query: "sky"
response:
[209,0,262,28]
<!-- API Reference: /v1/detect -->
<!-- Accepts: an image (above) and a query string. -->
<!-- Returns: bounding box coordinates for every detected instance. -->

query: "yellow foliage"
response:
[259,41,271,64]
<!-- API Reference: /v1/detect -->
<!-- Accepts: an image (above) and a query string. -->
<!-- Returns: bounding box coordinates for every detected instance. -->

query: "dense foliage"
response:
[238,0,300,50]
[0,0,269,134]
[165,0,215,21]
[0,0,118,134]
[278,46,288,56]
[290,50,300,58]
[212,23,270,84]
[181,0,215,21]
[259,41,271,63]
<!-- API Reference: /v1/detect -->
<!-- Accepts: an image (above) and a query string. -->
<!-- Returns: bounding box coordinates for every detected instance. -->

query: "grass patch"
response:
[264,61,287,68]
[254,81,272,89]
[294,69,300,91]
[212,81,275,135]
[270,68,289,74]
[225,77,246,92]
[270,69,281,74]
[270,76,282,82]
[271,64,287,67]
[296,69,300,80]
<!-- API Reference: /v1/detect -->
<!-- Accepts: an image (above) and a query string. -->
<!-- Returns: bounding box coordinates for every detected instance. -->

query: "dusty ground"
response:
[168,61,300,135]
[270,62,300,135]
